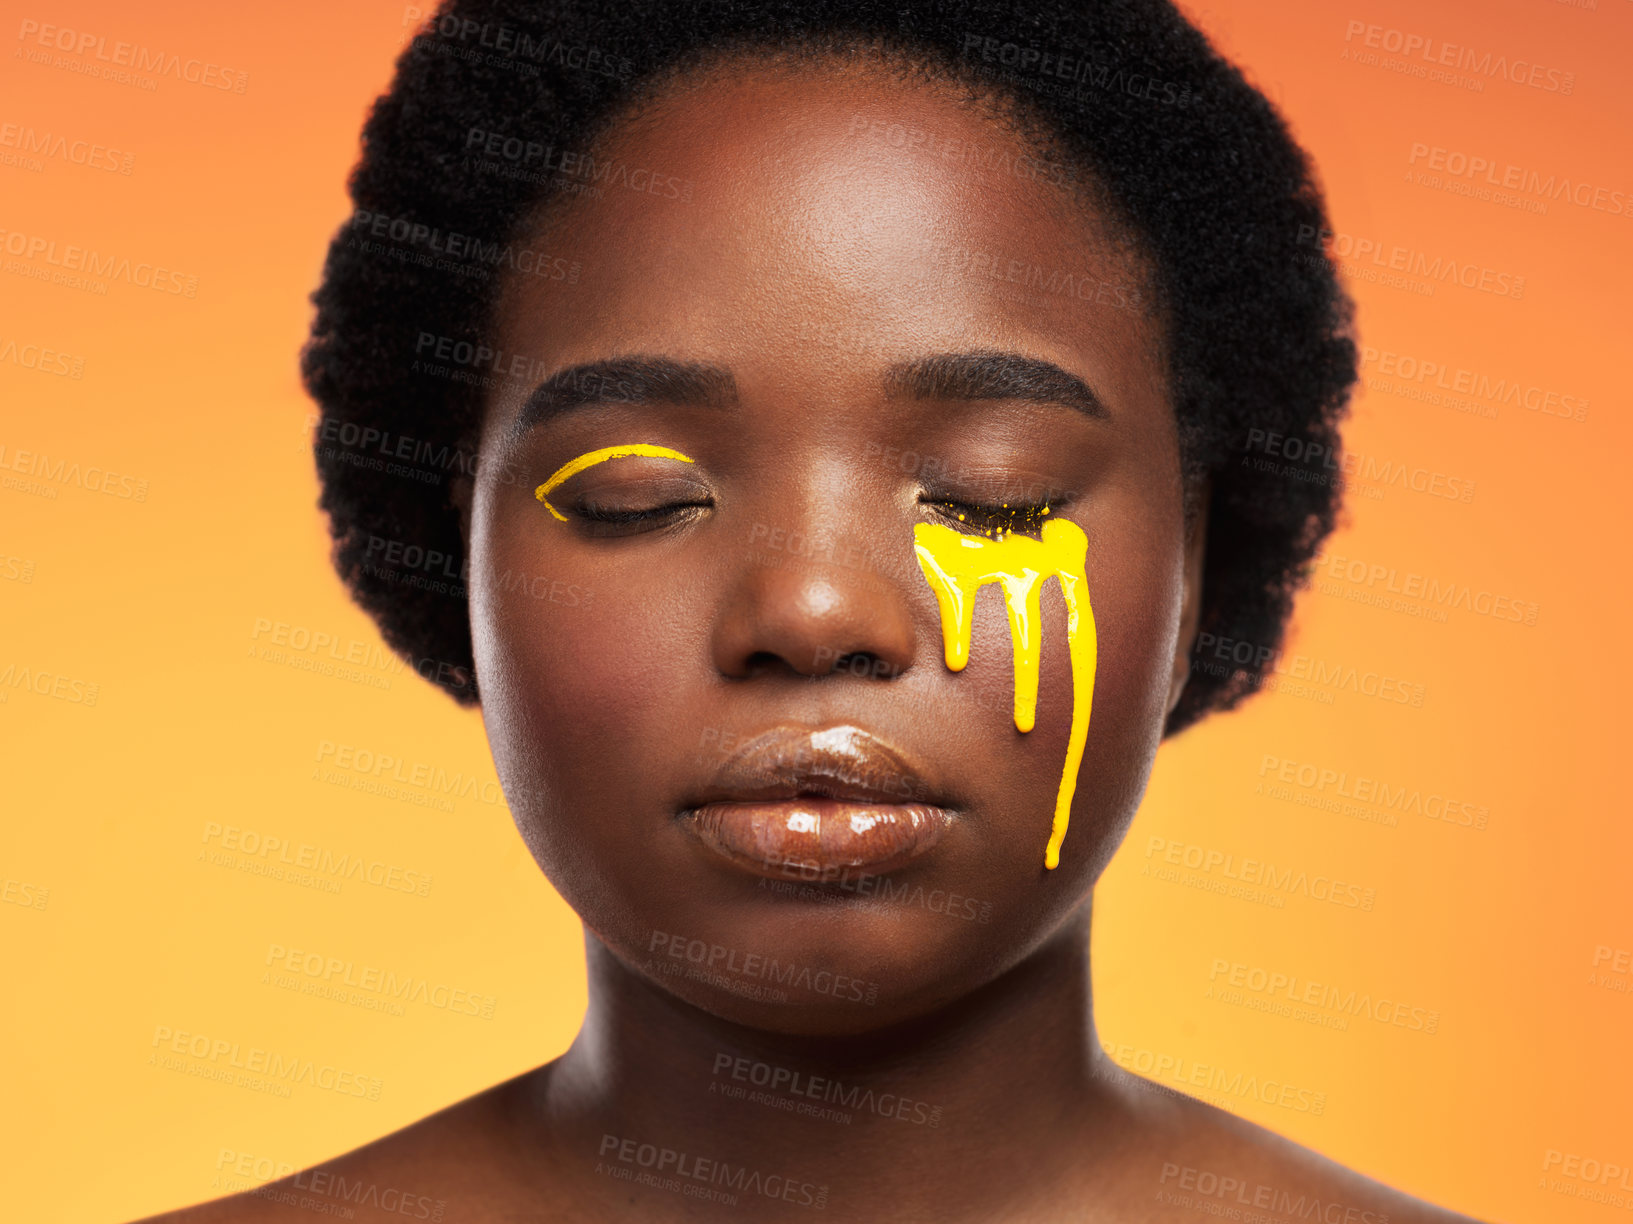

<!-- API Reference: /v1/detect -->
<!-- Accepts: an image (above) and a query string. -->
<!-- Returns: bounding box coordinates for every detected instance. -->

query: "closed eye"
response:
[920,495,1054,539]
[566,498,713,537]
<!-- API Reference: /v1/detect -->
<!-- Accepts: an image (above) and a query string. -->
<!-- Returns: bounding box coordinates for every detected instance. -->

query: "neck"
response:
[540,901,1135,1216]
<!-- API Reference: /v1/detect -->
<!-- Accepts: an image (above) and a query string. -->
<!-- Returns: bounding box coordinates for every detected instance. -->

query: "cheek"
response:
[470,529,714,909]
[1004,528,1180,763]
[471,518,702,789]
[939,526,1177,872]
[1092,558,1182,733]
[1066,535,1184,850]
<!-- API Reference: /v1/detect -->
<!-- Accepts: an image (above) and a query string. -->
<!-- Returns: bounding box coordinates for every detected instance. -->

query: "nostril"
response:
[829,651,899,681]
[740,650,786,678]
[731,648,903,681]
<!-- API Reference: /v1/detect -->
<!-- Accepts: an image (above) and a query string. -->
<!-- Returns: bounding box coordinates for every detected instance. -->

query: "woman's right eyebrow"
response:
[509,357,739,440]
[509,348,1109,441]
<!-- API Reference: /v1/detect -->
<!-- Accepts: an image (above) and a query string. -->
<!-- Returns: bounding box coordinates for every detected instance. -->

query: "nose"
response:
[710,526,918,682]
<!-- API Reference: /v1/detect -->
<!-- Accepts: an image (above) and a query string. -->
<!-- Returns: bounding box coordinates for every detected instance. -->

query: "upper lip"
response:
[683,724,950,810]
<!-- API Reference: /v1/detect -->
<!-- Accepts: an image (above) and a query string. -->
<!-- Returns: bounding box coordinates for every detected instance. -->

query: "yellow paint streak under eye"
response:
[913,518,1097,870]
[533,444,696,521]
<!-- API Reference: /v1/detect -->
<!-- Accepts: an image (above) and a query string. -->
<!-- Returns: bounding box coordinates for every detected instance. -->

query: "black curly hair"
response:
[301,0,1356,735]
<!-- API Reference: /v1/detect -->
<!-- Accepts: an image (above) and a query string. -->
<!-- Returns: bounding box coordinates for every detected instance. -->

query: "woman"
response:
[145,0,1484,1219]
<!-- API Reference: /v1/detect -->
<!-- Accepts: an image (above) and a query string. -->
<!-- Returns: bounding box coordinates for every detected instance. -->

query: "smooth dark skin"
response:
[143,56,1483,1224]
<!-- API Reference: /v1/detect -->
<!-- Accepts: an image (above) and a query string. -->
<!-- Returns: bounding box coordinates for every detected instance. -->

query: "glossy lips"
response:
[680,725,955,879]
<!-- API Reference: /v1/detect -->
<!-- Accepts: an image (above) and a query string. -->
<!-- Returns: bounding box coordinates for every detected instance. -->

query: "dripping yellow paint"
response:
[533,444,696,520]
[913,518,1097,870]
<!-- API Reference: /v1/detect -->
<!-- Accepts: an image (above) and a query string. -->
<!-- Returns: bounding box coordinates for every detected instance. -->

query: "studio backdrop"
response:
[1,1,1628,1221]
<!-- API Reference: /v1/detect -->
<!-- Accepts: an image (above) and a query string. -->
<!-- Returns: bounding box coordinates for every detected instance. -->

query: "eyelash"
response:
[559,494,1056,537]
[569,499,713,531]
[921,495,1054,538]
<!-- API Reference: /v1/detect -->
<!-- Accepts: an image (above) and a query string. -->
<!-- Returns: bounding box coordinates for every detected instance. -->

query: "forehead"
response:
[489,57,1165,430]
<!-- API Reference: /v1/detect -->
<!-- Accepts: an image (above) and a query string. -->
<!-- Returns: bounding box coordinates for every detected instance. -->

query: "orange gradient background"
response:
[2,1,1629,1220]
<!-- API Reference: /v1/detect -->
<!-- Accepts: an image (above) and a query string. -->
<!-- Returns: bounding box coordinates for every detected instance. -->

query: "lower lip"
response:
[682,799,954,880]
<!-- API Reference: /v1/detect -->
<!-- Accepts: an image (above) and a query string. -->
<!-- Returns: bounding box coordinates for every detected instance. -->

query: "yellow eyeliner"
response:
[533,444,696,521]
[913,518,1097,869]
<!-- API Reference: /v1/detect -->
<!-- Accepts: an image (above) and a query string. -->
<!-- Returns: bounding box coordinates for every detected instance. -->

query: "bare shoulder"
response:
[1204,1110,1491,1224]
[127,1068,551,1224]
[1115,1072,1494,1224]
[127,1059,1496,1224]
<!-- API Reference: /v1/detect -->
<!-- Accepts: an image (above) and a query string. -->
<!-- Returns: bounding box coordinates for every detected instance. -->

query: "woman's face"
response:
[467,60,1203,1034]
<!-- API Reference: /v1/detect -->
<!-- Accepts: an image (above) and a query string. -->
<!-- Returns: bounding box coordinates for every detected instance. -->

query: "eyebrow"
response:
[509,348,1108,440]
[508,358,739,440]
[882,350,1108,420]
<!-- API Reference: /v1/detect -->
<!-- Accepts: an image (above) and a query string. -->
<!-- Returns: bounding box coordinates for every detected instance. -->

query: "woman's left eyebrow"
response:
[509,348,1107,441]
[883,351,1110,421]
